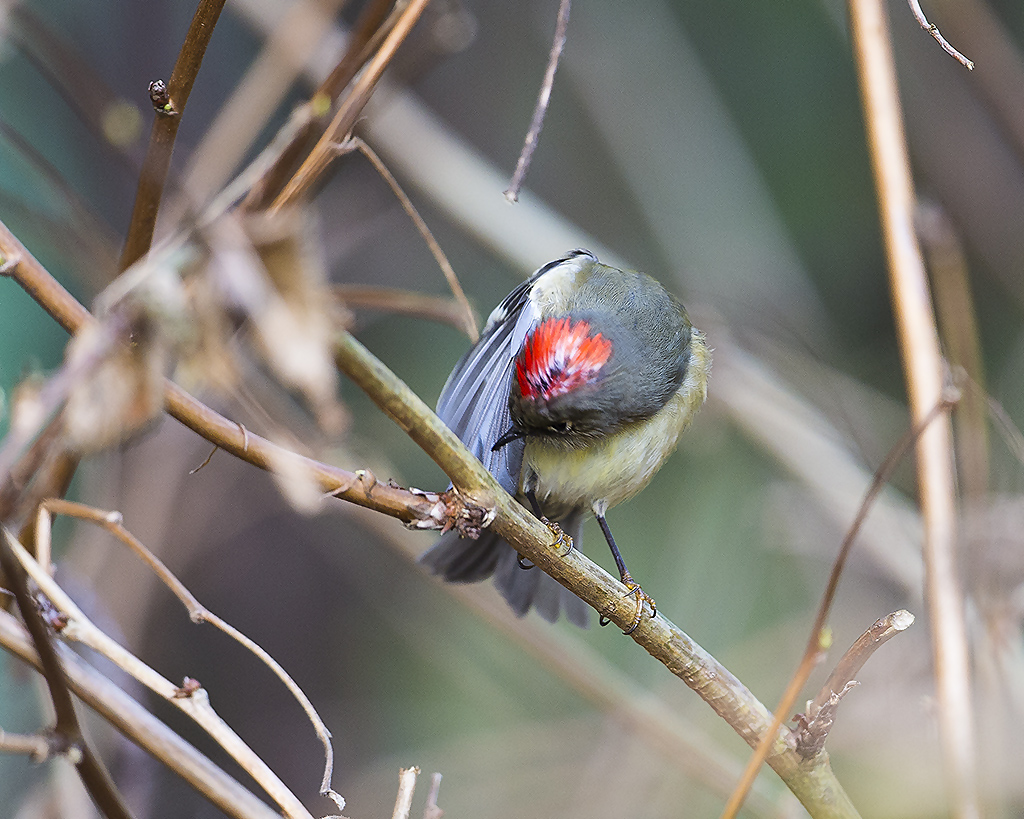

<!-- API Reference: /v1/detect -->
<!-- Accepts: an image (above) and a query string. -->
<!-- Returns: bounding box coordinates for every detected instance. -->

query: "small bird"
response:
[422,249,710,631]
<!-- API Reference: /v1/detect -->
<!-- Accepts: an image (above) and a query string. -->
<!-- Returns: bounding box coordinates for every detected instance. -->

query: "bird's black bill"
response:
[491,425,527,451]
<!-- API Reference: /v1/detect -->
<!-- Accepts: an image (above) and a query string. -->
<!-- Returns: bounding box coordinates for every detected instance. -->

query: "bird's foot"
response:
[516,518,574,570]
[599,571,656,635]
[541,518,575,557]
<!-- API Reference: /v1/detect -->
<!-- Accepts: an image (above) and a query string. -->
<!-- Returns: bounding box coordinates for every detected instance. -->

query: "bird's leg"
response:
[596,513,655,634]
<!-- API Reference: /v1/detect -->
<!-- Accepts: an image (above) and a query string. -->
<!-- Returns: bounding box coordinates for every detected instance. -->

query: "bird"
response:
[421,249,710,631]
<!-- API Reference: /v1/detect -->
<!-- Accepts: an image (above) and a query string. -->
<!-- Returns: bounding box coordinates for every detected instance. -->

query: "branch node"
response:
[437,487,494,539]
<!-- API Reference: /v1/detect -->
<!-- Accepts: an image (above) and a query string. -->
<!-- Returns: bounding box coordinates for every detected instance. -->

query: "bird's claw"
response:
[541,518,574,557]
[599,572,656,634]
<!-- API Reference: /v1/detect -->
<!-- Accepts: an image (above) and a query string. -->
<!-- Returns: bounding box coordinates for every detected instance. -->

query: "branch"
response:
[504,0,571,202]
[0,529,134,819]
[906,0,974,69]
[118,0,227,272]
[0,607,283,819]
[849,0,979,815]
[269,0,433,212]
[795,610,915,758]
[331,331,859,817]
[4,529,315,819]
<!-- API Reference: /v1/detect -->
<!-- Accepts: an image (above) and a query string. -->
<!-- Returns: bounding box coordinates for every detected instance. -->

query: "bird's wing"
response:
[436,250,594,495]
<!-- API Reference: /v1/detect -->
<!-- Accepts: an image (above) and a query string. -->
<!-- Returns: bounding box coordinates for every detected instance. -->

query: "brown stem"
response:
[269,0,433,212]
[118,0,227,272]
[796,610,915,757]
[850,0,979,815]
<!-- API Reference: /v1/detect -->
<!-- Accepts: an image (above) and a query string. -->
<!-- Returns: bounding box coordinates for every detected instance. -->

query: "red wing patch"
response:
[516,317,613,401]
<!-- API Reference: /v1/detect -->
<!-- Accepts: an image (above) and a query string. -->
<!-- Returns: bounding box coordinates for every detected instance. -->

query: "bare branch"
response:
[340,136,478,341]
[0,607,283,819]
[795,610,916,758]
[504,0,571,202]
[392,767,420,819]
[4,529,315,819]
[850,0,978,814]
[721,396,952,818]
[906,0,974,69]
[37,499,346,812]
[0,528,134,819]
[119,0,227,272]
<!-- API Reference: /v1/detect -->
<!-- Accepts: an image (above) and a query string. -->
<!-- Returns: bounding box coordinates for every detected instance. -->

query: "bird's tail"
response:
[420,511,589,627]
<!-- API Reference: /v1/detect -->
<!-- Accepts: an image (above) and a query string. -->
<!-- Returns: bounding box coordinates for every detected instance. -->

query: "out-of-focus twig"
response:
[906,0,974,68]
[849,0,979,816]
[5,529,316,819]
[35,498,347,813]
[334,284,474,334]
[119,0,227,272]
[0,607,283,819]
[338,136,478,340]
[269,0,433,212]
[0,528,135,819]
[504,0,571,202]
[795,610,915,758]
[392,767,420,819]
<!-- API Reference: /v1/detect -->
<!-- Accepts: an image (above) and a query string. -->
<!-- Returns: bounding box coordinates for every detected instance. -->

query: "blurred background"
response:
[1,0,1023,816]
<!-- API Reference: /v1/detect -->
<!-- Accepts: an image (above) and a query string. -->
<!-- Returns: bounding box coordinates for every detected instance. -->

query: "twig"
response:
[392,767,420,819]
[4,528,316,819]
[269,0,434,212]
[906,0,974,69]
[36,498,346,813]
[795,610,915,758]
[0,529,135,819]
[118,0,227,272]
[849,0,979,815]
[0,728,56,761]
[240,0,398,211]
[332,330,858,817]
[423,772,443,819]
[720,396,953,819]
[0,607,283,819]
[504,0,571,202]
[339,136,478,341]
[334,284,475,334]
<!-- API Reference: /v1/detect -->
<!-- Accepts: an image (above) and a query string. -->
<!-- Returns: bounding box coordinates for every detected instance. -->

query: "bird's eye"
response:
[548,421,572,434]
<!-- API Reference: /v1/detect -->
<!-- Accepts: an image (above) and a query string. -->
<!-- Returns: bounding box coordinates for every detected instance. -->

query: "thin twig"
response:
[0,728,54,761]
[118,0,227,272]
[37,498,346,813]
[423,772,443,819]
[0,607,283,819]
[504,0,571,202]
[850,0,978,815]
[795,610,915,757]
[906,0,974,69]
[720,397,953,819]
[340,136,478,341]
[0,529,135,819]
[269,0,434,212]
[334,284,474,333]
[4,529,316,819]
